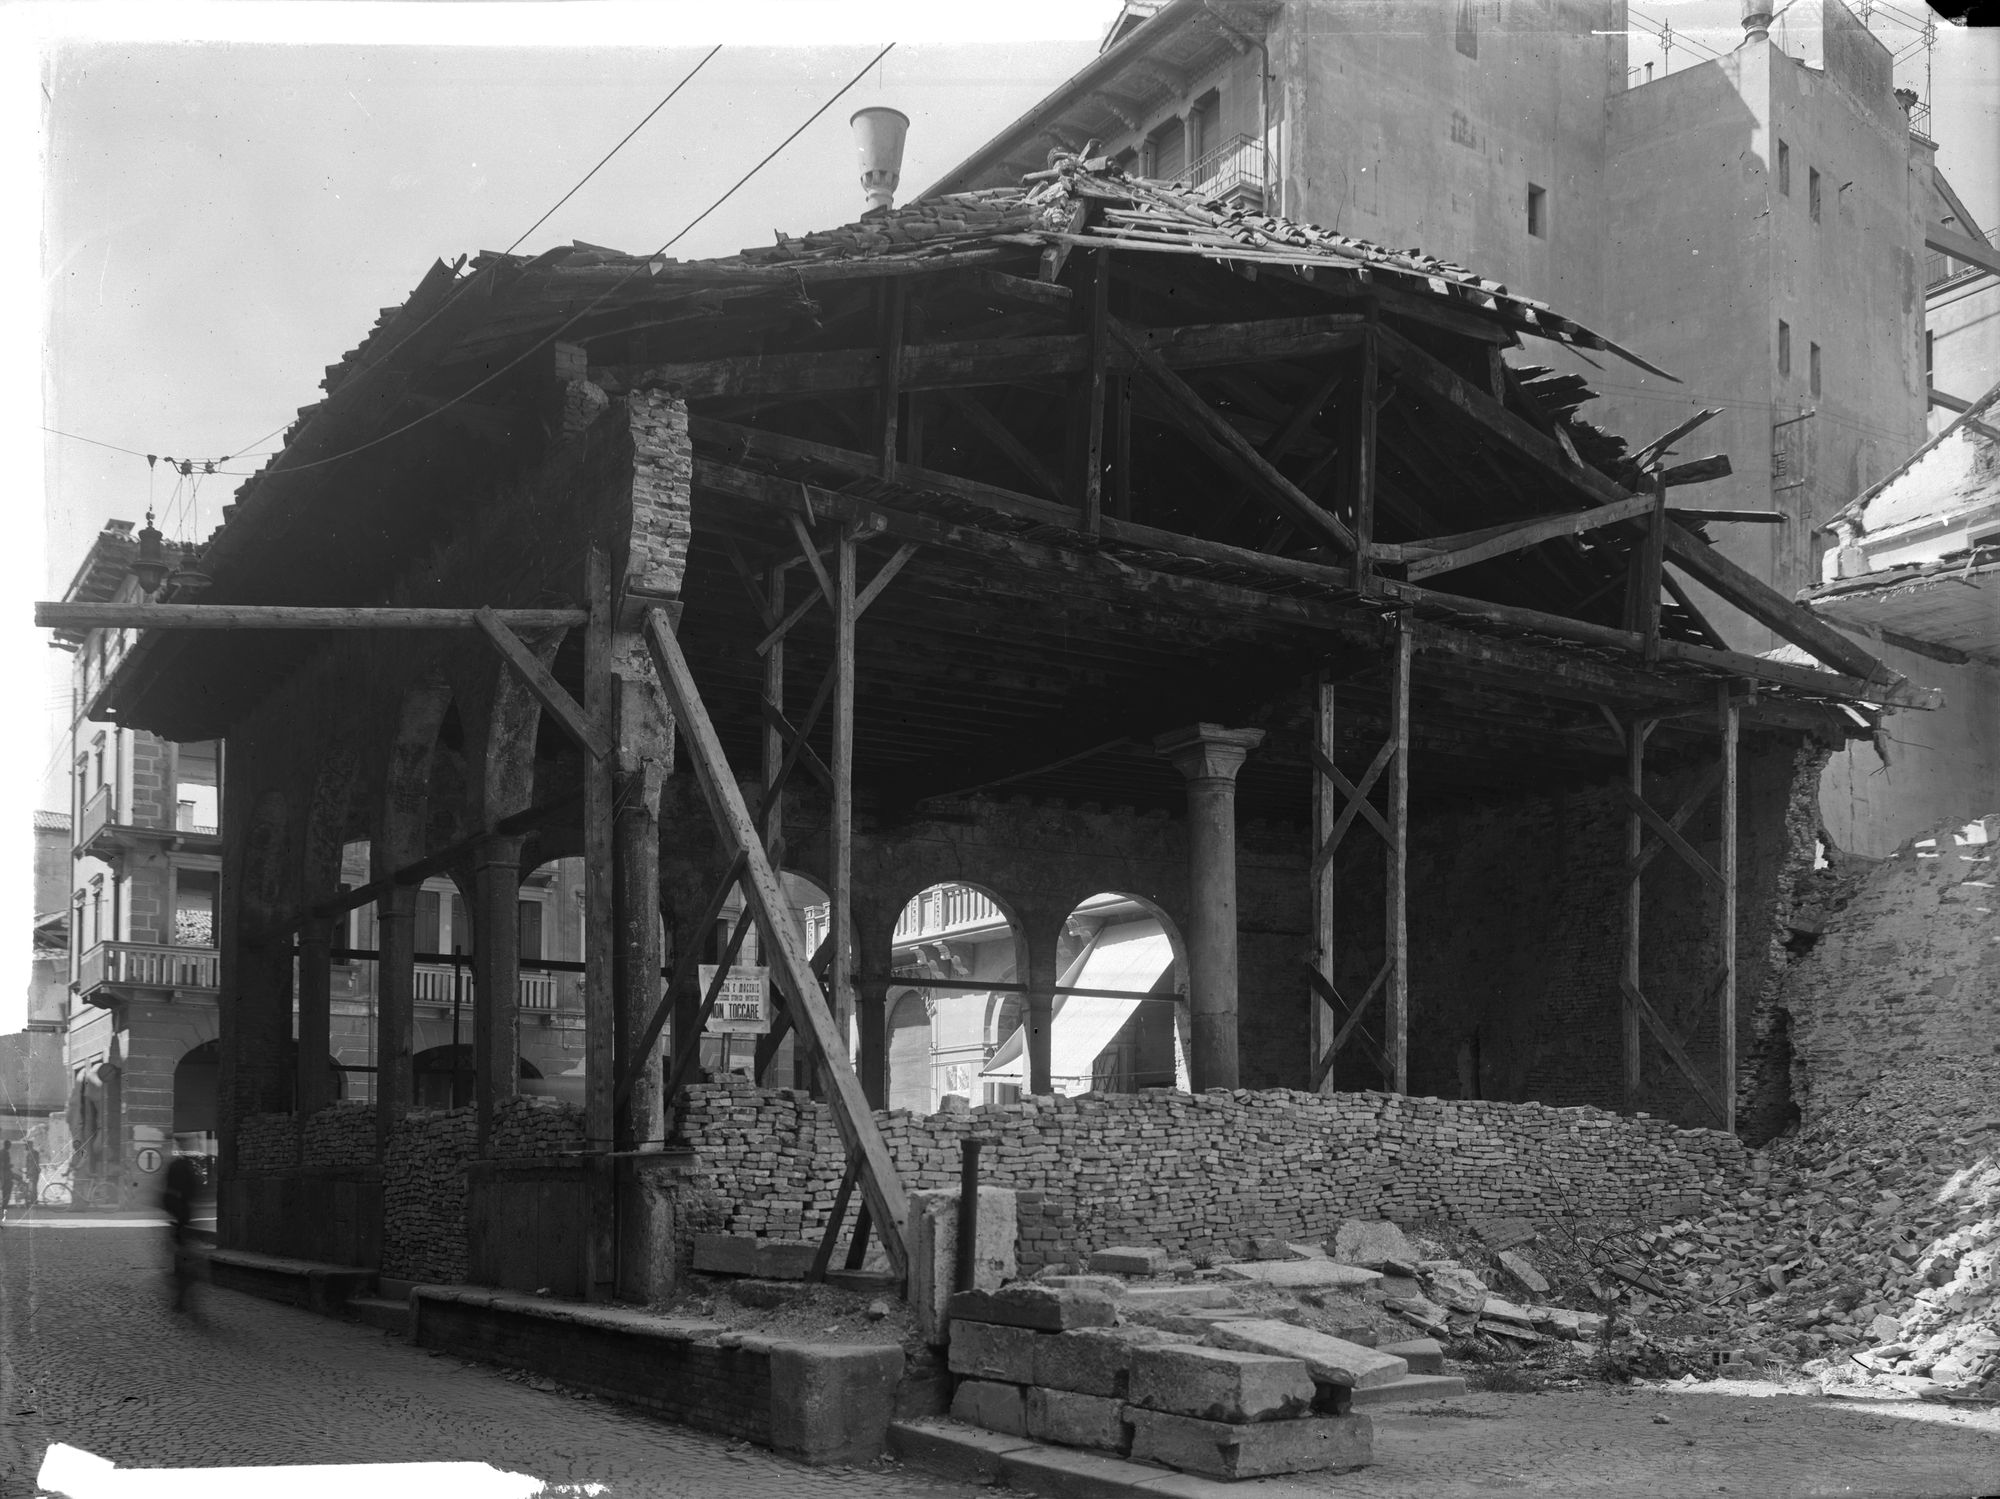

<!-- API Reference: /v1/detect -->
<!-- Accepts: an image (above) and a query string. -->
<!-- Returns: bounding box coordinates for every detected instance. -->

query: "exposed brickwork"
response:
[624,390,692,603]
[487,1096,587,1160]
[301,1101,375,1168]
[236,1112,299,1174]
[383,1107,476,1283]
[676,1078,1745,1275]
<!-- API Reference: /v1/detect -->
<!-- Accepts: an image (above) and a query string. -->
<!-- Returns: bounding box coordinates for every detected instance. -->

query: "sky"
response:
[0,1,1993,1034]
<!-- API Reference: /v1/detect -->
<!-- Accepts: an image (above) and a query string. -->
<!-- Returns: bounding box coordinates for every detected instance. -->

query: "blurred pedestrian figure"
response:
[162,1154,200,1311]
[0,1139,13,1220]
[19,1141,38,1212]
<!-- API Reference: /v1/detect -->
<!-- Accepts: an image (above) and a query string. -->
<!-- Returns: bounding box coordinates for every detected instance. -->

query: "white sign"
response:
[698,965,770,1034]
[134,1147,162,1175]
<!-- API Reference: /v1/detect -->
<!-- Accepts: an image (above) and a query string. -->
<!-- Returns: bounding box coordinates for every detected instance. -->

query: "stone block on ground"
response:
[768,1342,905,1465]
[1205,1319,1409,1390]
[1118,1283,1234,1309]
[1217,1260,1381,1290]
[1247,1237,1300,1261]
[1087,1246,1169,1276]
[950,1378,1027,1437]
[1496,1249,1550,1296]
[1423,1264,1490,1315]
[1032,1326,1187,1398]
[1033,1274,1127,1297]
[947,1319,1039,1383]
[948,1282,1116,1332]
[910,1186,1018,1345]
[1870,1313,1902,1343]
[753,1240,820,1280]
[1380,1337,1444,1375]
[1125,1407,1374,1478]
[1330,1220,1417,1273]
[1127,1343,1314,1423]
[1480,1296,1536,1325]
[1347,1373,1468,1407]
[1023,1387,1130,1453]
[691,1233,758,1276]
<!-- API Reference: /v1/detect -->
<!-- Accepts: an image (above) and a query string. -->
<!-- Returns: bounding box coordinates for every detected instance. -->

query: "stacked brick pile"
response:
[675,1077,1745,1271]
[301,1102,375,1168]
[382,1107,476,1283]
[235,1113,298,1173]
[486,1095,586,1160]
[945,1282,1377,1479]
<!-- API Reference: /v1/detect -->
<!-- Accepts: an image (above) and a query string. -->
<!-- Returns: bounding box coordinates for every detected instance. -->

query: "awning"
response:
[983,918,1176,1093]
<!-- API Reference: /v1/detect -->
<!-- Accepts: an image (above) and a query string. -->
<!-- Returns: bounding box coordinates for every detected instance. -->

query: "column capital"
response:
[1153,724,1265,784]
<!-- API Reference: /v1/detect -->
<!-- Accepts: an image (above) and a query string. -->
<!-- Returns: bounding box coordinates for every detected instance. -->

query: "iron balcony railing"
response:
[77,940,220,996]
[1187,134,1267,206]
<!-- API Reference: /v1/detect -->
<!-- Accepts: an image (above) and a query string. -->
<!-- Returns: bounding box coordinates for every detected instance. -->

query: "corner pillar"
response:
[374,883,416,1146]
[1155,724,1265,1091]
[473,835,526,1150]
[1023,923,1060,1099]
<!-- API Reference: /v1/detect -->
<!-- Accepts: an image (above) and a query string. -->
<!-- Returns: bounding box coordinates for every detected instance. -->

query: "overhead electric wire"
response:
[253,41,896,482]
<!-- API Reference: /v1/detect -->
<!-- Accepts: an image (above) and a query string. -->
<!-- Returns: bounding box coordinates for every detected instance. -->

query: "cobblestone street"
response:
[4,1223,1998,1498]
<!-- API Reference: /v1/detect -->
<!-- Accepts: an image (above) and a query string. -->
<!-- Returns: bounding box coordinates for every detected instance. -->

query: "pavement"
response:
[3,1223,1998,1499]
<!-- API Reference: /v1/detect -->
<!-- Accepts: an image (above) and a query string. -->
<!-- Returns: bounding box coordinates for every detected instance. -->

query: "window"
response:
[1187,90,1220,169]
[1778,320,1791,376]
[1456,0,1479,57]
[518,899,544,962]
[1809,342,1822,397]
[416,889,442,954]
[91,734,106,790]
[1809,167,1821,222]
[1146,118,1185,181]
[1925,329,1935,383]
[1777,140,1790,194]
[1527,184,1546,238]
[173,870,217,948]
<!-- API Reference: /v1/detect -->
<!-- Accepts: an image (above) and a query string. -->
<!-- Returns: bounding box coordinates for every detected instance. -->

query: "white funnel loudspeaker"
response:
[851,106,910,212]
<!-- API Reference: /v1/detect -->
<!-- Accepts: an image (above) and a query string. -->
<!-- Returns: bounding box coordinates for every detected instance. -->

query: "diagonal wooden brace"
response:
[1303,960,1388,1085]
[1309,740,1395,878]
[1620,977,1729,1127]
[1623,763,1723,885]
[617,852,748,1109]
[473,608,610,760]
[656,904,757,1116]
[1619,784,1724,890]
[643,607,911,1278]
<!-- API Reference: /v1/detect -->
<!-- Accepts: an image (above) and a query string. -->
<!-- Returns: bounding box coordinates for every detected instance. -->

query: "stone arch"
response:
[884,880,1029,1113]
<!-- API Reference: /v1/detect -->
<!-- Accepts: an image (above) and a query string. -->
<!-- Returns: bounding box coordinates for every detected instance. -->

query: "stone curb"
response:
[887,1418,1328,1499]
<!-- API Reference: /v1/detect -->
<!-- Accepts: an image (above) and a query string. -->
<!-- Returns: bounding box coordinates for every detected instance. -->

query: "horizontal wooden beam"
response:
[595,313,1366,401]
[308,792,583,921]
[1393,492,1658,580]
[1668,507,1781,525]
[1660,456,1734,488]
[1925,226,2000,281]
[36,603,588,633]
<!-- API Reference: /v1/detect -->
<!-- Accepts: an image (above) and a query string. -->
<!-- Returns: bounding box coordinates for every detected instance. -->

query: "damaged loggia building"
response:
[42,156,1942,1312]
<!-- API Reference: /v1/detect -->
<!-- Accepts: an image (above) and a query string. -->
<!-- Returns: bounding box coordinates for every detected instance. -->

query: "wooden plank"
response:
[1398,492,1657,580]
[1620,978,1729,1128]
[855,544,919,618]
[36,603,588,632]
[659,907,755,1113]
[1622,715,1644,1107]
[641,609,910,1277]
[1924,225,2000,281]
[811,1155,863,1283]
[1080,250,1109,536]
[582,548,616,1297]
[787,514,839,609]
[1384,582,1644,654]
[1719,685,1738,1137]
[1640,472,1667,661]
[1385,619,1411,1095]
[1618,786,1724,891]
[1311,674,1337,1094]
[1110,319,1358,555]
[942,388,1063,500]
[1666,506,1781,525]
[1652,639,1939,711]
[1308,740,1394,877]
[1658,457,1735,488]
[1351,331,1380,592]
[473,608,610,760]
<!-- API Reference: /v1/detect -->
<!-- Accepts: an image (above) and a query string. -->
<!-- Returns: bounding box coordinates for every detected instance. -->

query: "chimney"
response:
[851,107,910,214]
[1741,0,1774,43]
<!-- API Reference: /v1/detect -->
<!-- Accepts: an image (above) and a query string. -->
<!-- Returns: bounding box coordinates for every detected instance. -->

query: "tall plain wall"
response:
[675,1077,1747,1275]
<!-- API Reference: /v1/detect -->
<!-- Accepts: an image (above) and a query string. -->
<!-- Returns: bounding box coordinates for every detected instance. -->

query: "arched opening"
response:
[985,893,1190,1098]
[412,1044,541,1109]
[516,854,588,1107]
[172,1040,219,1151]
[889,883,1025,1112]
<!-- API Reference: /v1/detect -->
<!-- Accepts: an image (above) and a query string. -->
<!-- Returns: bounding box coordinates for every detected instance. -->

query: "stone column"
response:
[853,894,898,1109]
[1023,922,1061,1099]
[1154,724,1265,1092]
[374,884,416,1147]
[472,836,525,1150]
[295,915,335,1117]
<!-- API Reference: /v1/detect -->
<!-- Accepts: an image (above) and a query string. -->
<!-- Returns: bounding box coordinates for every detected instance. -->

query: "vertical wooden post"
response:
[1351,327,1380,594]
[1384,619,1411,1094]
[373,883,415,1149]
[473,836,525,1151]
[1109,371,1133,522]
[830,527,858,1054]
[582,547,616,1298]
[1719,684,1739,1134]
[1623,714,1645,1107]
[1079,250,1109,536]
[1310,673,1337,1094]
[879,281,905,481]
[296,916,335,1116]
[760,563,787,849]
[1640,469,1667,661]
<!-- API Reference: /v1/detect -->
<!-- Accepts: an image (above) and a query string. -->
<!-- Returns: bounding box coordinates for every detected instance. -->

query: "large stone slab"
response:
[1128,1344,1314,1424]
[1118,1283,1235,1309]
[1125,1408,1374,1478]
[947,1320,1039,1383]
[1379,1337,1444,1375]
[1023,1387,1130,1454]
[691,1233,758,1276]
[1423,1263,1490,1315]
[1497,1249,1550,1296]
[1087,1245,1169,1276]
[948,1283,1117,1332]
[1330,1220,1417,1272]
[910,1187,1018,1346]
[951,1378,1026,1437]
[1216,1260,1382,1290]
[1348,1373,1468,1407]
[753,1240,820,1281]
[1205,1319,1408,1390]
[1031,1326,1187,1398]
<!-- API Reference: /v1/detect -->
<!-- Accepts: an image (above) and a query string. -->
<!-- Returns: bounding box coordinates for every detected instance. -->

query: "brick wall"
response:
[675,1077,1746,1274]
[237,1112,298,1173]
[1784,814,2000,1124]
[302,1101,375,1168]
